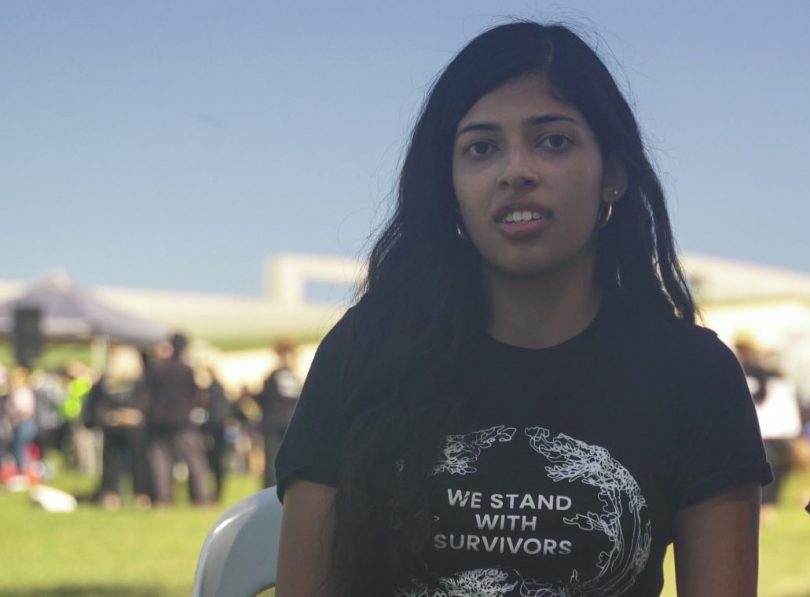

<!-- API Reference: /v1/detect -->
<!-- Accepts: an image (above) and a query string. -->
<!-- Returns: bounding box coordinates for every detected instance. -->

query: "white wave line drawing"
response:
[521,427,651,596]
[432,425,516,476]
[395,567,519,597]
[393,584,432,597]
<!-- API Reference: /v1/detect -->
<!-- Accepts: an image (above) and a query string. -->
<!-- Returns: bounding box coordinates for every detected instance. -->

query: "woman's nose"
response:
[497,146,539,190]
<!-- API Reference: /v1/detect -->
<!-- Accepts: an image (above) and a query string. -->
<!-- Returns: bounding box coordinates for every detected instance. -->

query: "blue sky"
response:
[2,0,808,294]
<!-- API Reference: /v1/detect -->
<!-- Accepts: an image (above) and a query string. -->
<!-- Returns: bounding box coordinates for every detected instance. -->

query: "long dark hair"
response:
[331,21,695,596]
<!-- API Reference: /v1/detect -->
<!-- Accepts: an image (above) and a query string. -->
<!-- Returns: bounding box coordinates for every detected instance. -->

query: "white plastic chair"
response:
[192,486,282,597]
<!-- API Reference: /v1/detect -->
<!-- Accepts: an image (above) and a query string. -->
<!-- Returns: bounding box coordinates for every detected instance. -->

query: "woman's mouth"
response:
[495,208,550,239]
[499,209,544,223]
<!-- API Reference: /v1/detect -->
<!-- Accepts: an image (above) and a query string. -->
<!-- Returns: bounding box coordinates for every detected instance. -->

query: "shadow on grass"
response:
[3,586,178,596]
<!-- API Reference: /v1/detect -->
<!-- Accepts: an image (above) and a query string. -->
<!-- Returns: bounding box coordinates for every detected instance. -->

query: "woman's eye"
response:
[466,141,496,158]
[538,134,572,151]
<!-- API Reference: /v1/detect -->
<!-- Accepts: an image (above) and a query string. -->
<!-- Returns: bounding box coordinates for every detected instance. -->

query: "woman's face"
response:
[452,74,620,282]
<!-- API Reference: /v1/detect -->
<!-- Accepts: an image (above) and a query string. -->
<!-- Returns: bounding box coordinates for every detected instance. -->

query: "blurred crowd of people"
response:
[2,329,809,515]
[0,334,301,510]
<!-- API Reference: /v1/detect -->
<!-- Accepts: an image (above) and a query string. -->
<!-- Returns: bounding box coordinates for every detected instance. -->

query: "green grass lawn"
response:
[0,463,261,597]
[1,464,808,596]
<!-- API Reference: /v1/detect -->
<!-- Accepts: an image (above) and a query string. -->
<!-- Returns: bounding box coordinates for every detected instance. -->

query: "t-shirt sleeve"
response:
[275,309,354,502]
[671,332,773,510]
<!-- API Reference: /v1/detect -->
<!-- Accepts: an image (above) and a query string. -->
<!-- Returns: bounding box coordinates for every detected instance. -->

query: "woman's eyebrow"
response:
[456,114,578,139]
[455,122,499,138]
[524,114,577,127]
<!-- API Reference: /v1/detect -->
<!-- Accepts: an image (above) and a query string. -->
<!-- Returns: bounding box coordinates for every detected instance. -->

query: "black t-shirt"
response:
[83,376,145,430]
[145,356,198,427]
[258,367,302,431]
[276,295,772,596]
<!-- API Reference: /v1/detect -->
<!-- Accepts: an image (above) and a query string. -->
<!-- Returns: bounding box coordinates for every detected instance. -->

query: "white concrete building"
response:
[2,253,809,393]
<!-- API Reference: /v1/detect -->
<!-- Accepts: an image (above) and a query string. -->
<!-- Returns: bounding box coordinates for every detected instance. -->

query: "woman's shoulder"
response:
[305,301,375,387]
[611,295,737,369]
[318,295,415,366]
[608,300,751,419]
[318,304,359,350]
[318,294,385,340]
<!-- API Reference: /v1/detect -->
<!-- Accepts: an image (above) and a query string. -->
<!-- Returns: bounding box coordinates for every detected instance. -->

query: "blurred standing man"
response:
[145,333,211,507]
[83,348,151,510]
[256,339,301,488]
[200,367,232,503]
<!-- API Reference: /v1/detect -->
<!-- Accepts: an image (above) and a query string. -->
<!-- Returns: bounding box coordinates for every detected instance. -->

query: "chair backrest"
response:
[192,486,282,597]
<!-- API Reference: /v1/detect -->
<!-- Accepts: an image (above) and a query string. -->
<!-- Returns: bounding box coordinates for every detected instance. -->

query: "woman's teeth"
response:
[502,210,542,223]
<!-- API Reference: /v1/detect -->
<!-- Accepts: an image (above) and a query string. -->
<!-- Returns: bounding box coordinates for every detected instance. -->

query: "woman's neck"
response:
[484,261,602,349]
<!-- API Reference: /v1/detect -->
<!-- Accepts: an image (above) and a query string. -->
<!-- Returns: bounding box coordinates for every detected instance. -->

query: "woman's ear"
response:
[601,155,628,203]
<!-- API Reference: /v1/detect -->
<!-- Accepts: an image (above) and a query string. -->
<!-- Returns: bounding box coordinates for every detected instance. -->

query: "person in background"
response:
[233,384,262,475]
[736,337,803,523]
[144,333,211,507]
[256,338,301,488]
[734,337,775,407]
[200,366,231,503]
[7,367,38,480]
[84,347,151,510]
[57,362,94,470]
[32,369,65,463]
[0,366,12,474]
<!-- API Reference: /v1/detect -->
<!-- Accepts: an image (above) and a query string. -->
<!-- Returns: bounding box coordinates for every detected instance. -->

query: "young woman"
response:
[275,22,772,597]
